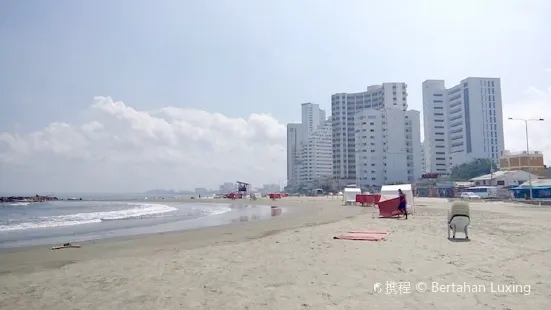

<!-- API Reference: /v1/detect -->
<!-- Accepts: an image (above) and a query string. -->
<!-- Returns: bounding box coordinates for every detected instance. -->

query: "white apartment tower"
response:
[297,119,333,187]
[354,108,421,186]
[422,80,449,174]
[422,77,504,173]
[286,123,303,186]
[421,140,426,173]
[301,103,326,142]
[332,83,421,186]
[286,103,332,188]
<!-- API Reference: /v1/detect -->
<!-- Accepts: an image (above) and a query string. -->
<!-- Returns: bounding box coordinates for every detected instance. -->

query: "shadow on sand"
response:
[447,237,471,243]
[376,216,407,220]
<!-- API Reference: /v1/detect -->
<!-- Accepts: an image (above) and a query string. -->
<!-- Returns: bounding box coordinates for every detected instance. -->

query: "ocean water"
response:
[0,200,283,249]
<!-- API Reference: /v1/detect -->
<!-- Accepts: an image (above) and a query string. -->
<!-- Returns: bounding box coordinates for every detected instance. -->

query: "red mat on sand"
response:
[333,230,390,241]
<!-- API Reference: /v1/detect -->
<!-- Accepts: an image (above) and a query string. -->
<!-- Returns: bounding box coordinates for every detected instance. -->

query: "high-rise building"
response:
[420,140,426,173]
[331,83,410,185]
[301,103,326,142]
[422,80,449,174]
[422,77,504,174]
[297,118,333,188]
[286,123,303,187]
[354,107,421,187]
[286,103,331,189]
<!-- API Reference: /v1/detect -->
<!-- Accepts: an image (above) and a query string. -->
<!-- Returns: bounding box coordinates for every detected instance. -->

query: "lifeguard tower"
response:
[236,181,251,198]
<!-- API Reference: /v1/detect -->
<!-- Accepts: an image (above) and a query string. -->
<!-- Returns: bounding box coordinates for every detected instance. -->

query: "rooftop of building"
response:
[422,77,501,88]
[332,83,407,96]
[422,79,445,84]
[469,170,540,181]
[501,150,543,157]
[470,171,509,181]
[515,178,551,188]
[462,76,501,80]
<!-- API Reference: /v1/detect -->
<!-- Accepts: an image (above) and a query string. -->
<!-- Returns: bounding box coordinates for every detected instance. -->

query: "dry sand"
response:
[1,197,550,309]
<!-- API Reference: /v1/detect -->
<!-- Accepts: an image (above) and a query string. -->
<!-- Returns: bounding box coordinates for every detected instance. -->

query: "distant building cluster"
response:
[193,182,282,196]
[285,77,547,192]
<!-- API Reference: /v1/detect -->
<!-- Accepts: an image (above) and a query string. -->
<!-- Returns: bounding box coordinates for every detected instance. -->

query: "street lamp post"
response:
[507,117,545,200]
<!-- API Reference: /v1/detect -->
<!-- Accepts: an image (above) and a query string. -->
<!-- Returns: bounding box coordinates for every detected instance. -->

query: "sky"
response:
[0,0,550,193]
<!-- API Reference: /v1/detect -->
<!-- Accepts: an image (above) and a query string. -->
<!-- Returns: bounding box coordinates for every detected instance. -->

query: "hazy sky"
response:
[0,0,550,193]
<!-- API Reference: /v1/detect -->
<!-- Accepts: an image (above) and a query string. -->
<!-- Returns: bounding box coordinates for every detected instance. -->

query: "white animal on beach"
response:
[447,201,470,239]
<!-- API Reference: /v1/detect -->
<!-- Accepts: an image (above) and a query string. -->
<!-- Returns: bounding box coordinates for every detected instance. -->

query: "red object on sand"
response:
[376,197,402,218]
[355,194,381,206]
[370,194,381,203]
[226,193,241,199]
[269,193,282,200]
[355,194,367,205]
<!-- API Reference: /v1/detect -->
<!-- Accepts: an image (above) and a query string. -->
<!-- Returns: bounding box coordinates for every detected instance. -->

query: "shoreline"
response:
[1,197,549,309]
[0,197,365,274]
[0,198,293,253]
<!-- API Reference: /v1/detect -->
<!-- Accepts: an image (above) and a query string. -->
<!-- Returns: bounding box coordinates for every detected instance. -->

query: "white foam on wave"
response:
[4,202,31,207]
[190,204,232,216]
[0,203,178,232]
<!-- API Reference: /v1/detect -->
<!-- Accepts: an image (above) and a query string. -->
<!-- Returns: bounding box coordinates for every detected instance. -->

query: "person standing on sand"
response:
[398,189,408,219]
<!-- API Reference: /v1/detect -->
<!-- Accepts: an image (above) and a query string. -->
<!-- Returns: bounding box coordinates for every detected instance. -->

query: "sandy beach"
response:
[1,197,550,309]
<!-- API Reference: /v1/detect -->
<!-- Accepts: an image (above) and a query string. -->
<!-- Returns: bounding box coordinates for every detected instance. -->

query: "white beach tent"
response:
[342,187,361,205]
[379,183,415,213]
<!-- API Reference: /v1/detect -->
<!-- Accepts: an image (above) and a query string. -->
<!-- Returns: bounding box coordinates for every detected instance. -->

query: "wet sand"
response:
[0,201,286,249]
[1,197,550,309]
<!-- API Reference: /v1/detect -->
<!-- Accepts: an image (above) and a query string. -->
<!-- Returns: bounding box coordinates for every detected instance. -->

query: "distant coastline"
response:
[0,195,59,203]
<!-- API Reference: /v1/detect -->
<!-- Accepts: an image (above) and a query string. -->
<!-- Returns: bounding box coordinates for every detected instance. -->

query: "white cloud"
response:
[503,86,551,166]
[0,97,286,193]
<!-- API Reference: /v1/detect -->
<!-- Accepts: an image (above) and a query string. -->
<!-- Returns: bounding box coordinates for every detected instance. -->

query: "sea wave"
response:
[187,204,232,217]
[0,203,178,232]
[1,202,31,207]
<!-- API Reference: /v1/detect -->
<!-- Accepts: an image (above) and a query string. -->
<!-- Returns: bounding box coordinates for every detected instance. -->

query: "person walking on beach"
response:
[398,189,408,219]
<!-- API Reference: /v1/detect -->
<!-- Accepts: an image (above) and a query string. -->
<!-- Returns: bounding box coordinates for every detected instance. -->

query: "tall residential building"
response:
[301,103,326,142]
[331,83,409,185]
[422,80,449,174]
[286,103,331,189]
[297,119,333,187]
[286,123,304,186]
[420,140,426,173]
[354,107,421,186]
[422,77,504,174]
